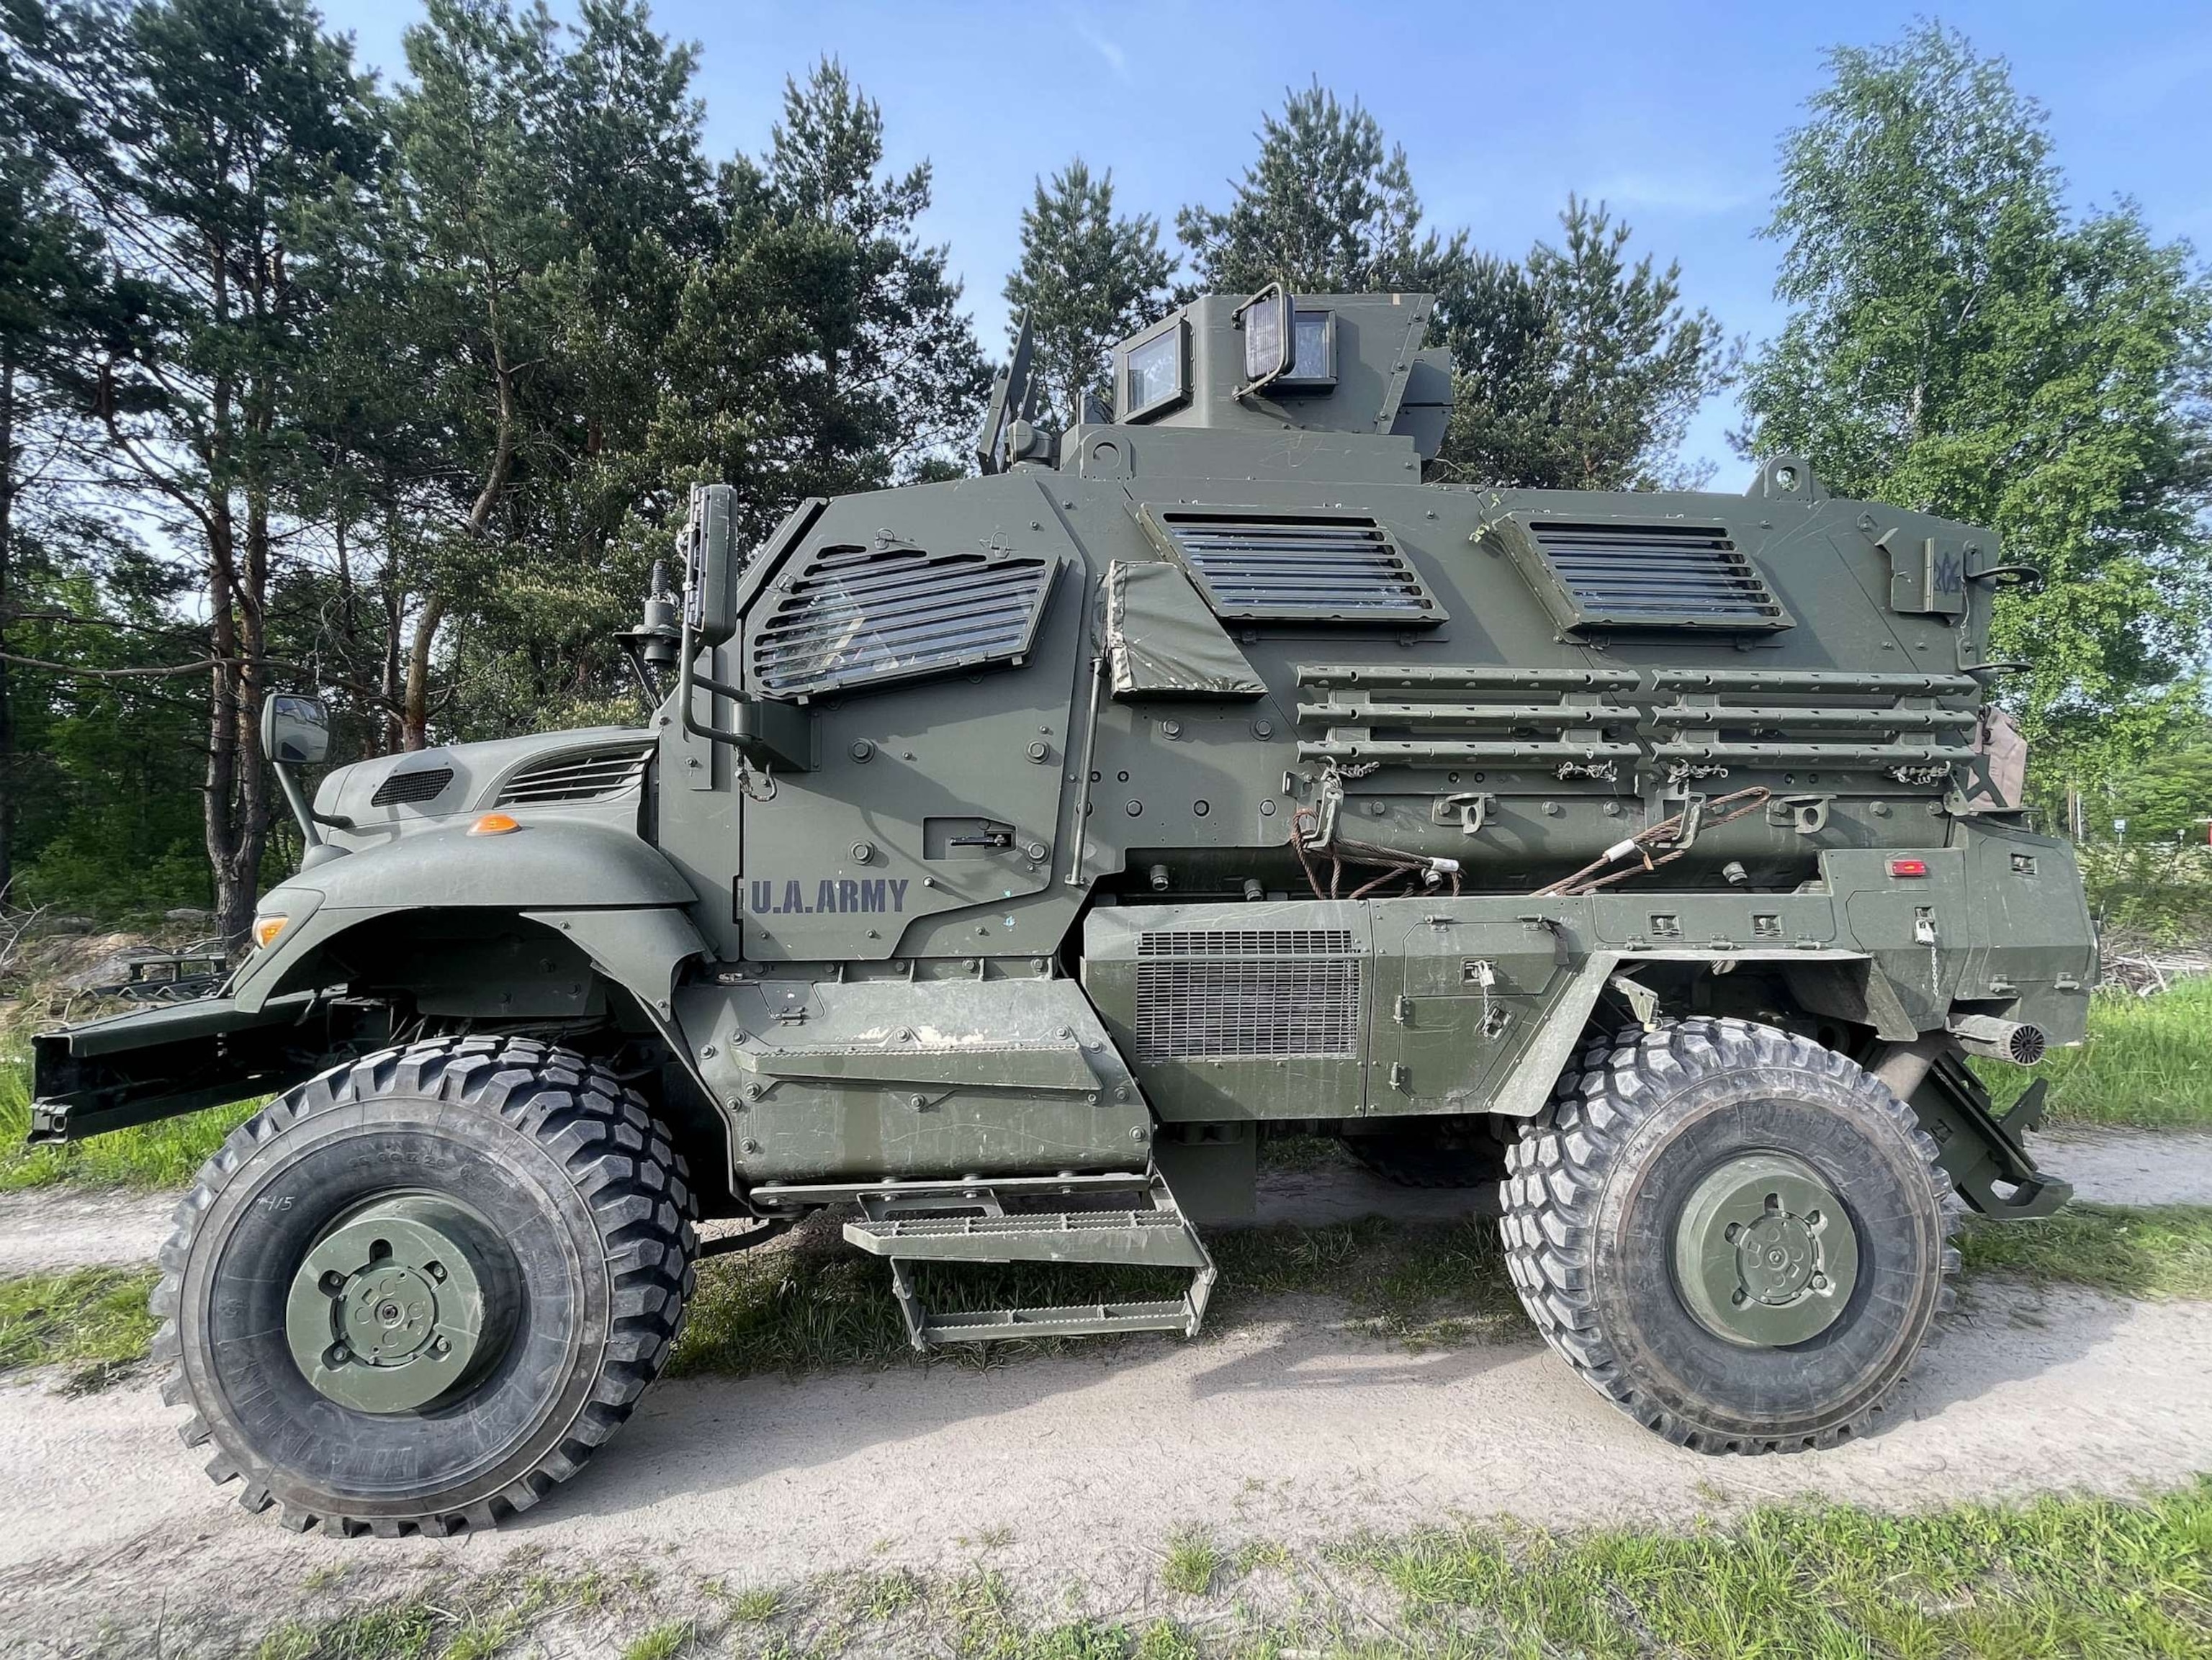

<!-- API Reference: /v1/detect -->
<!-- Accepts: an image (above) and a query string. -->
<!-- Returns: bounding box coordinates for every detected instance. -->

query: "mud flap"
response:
[1911,1053,2072,1220]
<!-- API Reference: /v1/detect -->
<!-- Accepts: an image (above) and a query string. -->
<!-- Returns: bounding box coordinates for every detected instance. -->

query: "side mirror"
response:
[1236,282,1293,397]
[682,484,739,647]
[261,693,330,766]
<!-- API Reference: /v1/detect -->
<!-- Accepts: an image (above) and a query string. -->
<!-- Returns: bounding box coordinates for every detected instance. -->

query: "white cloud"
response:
[1063,8,1128,81]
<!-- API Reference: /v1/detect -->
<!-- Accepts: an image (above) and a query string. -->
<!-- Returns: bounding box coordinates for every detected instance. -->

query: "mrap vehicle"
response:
[32,287,2090,1535]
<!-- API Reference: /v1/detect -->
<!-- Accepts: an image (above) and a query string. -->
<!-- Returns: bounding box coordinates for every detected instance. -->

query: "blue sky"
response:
[322,0,2212,482]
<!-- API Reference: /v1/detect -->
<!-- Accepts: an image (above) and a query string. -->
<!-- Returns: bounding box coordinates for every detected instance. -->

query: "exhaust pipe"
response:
[1948,1014,2046,1066]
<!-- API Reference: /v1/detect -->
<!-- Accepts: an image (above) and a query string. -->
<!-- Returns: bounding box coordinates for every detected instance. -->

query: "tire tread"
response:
[1501,1016,1958,1456]
[153,1035,696,1535]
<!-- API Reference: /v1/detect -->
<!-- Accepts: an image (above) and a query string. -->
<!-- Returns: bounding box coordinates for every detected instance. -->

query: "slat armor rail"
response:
[1647,669,1980,774]
[1295,664,1640,770]
[1293,664,1983,779]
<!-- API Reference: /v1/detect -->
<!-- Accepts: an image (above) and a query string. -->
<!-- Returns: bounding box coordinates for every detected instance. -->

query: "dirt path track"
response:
[2,1131,2208,1654]
[3,1279,2208,1656]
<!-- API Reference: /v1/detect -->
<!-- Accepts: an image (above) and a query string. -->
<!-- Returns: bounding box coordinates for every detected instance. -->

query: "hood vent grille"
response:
[1517,520,1791,632]
[369,766,454,808]
[752,543,1060,699]
[494,745,649,806]
[1144,509,1443,625]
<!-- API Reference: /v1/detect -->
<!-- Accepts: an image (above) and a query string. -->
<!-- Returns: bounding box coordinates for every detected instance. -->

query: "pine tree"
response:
[23,0,385,942]
[1437,198,1732,490]
[1176,80,1457,295]
[1003,159,1170,424]
[1740,22,2212,780]
[0,0,132,900]
[1177,83,1726,490]
[639,57,987,536]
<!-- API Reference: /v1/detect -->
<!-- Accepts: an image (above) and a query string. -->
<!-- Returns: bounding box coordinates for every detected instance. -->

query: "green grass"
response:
[616,1622,691,1660]
[1977,978,2212,1129]
[1349,1481,2212,1659]
[222,1483,2212,1659]
[0,1265,159,1389]
[0,1052,256,1191]
[1961,1203,2212,1302]
[1159,1528,1223,1597]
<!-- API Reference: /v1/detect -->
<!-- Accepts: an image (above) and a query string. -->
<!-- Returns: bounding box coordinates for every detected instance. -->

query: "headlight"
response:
[253,914,289,949]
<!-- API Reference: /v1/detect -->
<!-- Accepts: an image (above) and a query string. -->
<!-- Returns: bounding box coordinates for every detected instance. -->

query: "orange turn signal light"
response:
[252,914,288,949]
[1887,857,1929,878]
[468,812,521,836]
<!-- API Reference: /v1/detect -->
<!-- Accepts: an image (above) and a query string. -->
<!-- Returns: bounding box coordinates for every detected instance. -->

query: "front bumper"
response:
[30,992,389,1142]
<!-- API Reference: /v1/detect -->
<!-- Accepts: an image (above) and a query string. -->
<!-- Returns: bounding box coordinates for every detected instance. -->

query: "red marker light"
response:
[1887,857,1929,878]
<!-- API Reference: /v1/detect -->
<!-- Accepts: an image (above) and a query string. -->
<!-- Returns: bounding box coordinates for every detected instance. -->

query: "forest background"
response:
[1,0,2206,944]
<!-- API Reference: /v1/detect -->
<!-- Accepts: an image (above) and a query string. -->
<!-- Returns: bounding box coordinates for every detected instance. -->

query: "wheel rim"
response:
[1673,1150,1859,1348]
[283,1194,513,1413]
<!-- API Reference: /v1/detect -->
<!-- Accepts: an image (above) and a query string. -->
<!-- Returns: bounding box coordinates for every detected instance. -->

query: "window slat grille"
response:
[1523,521,1790,631]
[1152,513,1442,624]
[752,544,1057,698]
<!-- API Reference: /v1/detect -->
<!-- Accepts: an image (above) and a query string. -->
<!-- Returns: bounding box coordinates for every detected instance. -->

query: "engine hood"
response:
[312,727,655,848]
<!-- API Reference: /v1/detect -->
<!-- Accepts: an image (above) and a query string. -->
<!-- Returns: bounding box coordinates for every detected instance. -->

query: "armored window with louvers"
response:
[1509,520,1792,633]
[369,766,453,807]
[1133,929,1362,1061]
[1141,508,1444,625]
[494,744,650,806]
[750,543,1060,699]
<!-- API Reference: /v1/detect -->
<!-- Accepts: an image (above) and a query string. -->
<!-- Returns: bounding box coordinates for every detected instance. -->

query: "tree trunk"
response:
[203,493,246,943]
[0,354,16,906]
[401,591,446,751]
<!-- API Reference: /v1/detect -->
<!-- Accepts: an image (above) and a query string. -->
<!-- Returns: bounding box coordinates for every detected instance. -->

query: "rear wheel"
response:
[1501,1018,1956,1453]
[154,1037,695,1535]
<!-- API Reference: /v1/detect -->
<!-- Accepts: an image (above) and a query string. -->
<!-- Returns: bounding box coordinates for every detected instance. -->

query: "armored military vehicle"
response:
[32,287,2088,1535]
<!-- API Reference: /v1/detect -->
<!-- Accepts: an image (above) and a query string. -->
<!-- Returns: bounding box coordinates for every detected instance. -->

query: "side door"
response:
[736,476,1092,965]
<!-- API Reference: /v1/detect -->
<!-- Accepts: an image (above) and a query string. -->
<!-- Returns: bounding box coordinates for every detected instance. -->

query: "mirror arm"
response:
[273,762,325,847]
[677,618,814,772]
[678,616,747,748]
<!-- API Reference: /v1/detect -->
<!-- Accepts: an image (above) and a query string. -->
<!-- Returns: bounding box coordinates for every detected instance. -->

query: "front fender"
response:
[233,822,700,1012]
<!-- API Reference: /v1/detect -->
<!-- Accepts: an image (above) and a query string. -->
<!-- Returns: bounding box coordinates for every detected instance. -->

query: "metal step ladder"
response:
[842,1168,1216,1350]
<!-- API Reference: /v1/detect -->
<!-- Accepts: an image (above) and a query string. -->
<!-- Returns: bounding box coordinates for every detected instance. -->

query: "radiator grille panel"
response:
[369,766,453,807]
[1134,929,1362,1060]
[752,543,1056,698]
[495,745,649,806]
[1156,513,1441,623]
[1526,521,1789,630]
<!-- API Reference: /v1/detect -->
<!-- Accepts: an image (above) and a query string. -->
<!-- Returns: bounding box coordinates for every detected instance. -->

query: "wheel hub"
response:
[284,1195,505,1413]
[1673,1151,1859,1348]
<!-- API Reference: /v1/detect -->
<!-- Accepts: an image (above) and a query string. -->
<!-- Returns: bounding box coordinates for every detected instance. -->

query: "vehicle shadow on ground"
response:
[531,1268,2156,1535]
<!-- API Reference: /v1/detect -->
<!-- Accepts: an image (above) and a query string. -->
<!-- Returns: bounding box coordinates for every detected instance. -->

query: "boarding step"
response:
[843,1206,1205,1268]
[840,1167,1217,1350]
[921,1299,1195,1344]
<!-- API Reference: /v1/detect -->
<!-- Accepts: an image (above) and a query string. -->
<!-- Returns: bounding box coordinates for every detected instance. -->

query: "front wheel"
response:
[153,1037,695,1535]
[1501,1019,1956,1453]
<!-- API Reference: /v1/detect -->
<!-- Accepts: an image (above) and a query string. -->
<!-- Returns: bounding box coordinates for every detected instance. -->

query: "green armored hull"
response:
[32,287,2089,1530]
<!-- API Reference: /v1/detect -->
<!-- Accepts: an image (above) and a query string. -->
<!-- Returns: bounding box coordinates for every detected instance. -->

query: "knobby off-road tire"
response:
[1501,1018,1958,1453]
[153,1037,696,1535]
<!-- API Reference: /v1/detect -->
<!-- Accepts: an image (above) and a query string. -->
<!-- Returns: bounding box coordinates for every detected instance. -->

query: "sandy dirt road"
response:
[1,1281,2208,1654]
[1,1136,2208,1655]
